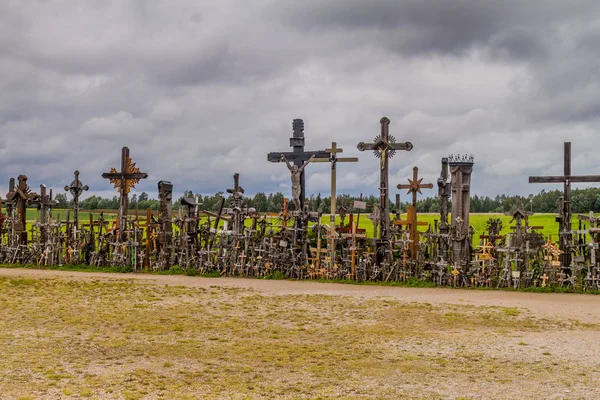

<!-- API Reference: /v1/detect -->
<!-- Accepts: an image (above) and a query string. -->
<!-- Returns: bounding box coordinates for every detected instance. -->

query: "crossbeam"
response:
[529,175,600,183]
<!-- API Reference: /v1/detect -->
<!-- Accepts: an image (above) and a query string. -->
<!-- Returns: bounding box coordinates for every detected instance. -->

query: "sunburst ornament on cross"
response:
[107,157,144,195]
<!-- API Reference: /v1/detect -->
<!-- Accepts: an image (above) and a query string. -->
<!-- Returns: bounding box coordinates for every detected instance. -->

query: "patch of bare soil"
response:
[0,268,598,399]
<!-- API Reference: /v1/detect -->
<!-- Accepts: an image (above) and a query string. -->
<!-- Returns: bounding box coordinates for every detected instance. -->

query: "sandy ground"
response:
[1,268,598,323]
[1,268,600,400]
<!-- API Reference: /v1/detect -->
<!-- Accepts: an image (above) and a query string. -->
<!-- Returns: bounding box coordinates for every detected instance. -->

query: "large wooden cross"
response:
[396,166,433,260]
[312,142,358,264]
[357,117,412,265]
[6,175,39,245]
[64,170,89,233]
[102,147,148,242]
[529,142,600,269]
[267,119,328,209]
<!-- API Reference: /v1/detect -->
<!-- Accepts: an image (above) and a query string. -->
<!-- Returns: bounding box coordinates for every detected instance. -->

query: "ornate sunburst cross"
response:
[357,117,413,266]
[102,147,148,196]
[102,147,148,241]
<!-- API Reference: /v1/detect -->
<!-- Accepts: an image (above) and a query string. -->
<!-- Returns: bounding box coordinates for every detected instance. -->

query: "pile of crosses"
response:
[1,118,599,290]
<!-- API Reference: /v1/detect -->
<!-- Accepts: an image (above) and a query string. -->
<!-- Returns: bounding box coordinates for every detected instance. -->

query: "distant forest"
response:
[49,187,600,214]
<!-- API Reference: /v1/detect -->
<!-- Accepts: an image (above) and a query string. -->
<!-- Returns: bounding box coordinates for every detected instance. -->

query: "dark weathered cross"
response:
[38,184,56,244]
[529,142,600,269]
[6,175,39,245]
[396,166,433,259]
[64,170,89,232]
[357,117,412,264]
[226,173,245,235]
[102,147,148,242]
[312,142,359,263]
[267,119,328,209]
[227,173,245,199]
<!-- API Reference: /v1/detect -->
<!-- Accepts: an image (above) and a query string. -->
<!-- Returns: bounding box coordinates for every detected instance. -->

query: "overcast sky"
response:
[2,0,600,202]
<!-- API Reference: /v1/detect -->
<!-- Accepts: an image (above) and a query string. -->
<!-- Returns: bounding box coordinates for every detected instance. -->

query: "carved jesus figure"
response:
[281,154,314,211]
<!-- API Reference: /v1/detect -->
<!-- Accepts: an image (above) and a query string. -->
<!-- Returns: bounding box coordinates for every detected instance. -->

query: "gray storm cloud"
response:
[1,0,599,201]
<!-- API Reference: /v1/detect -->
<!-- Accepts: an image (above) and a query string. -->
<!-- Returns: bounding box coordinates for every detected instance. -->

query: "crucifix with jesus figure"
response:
[357,117,413,265]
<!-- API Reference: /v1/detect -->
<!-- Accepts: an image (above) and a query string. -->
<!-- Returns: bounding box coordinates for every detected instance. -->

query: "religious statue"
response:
[280,154,314,211]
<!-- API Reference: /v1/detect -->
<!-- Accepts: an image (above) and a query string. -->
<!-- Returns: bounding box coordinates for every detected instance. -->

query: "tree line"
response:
[50,187,600,214]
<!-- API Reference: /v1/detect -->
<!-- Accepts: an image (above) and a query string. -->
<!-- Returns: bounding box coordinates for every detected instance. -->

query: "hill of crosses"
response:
[4,117,600,290]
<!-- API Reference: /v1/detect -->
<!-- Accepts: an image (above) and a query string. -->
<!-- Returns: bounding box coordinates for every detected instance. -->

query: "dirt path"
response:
[2,267,598,323]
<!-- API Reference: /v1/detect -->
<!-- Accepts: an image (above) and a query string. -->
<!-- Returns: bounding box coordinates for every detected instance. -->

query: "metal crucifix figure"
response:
[281,154,314,212]
[102,147,148,242]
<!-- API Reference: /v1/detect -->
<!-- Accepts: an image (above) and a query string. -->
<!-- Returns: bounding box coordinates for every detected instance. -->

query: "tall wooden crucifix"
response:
[267,119,328,210]
[102,147,148,242]
[64,170,89,233]
[312,142,359,264]
[396,166,433,260]
[529,142,600,270]
[357,117,413,265]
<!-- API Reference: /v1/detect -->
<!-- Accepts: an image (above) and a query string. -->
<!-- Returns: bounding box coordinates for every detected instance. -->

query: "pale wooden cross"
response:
[312,142,358,265]
[451,267,460,286]
[540,273,549,288]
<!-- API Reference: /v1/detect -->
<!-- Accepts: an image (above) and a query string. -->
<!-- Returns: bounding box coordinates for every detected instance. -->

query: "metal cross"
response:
[102,147,148,242]
[64,170,89,232]
[357,117,412,264]
[267,119,328,209]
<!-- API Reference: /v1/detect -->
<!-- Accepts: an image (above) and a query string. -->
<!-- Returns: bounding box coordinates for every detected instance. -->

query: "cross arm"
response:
[390,142,413,151]
[102,172,149,179]
[267,151,329,163]
[357,142,376,152]
[312,157,359,163]
[529,175,600,183]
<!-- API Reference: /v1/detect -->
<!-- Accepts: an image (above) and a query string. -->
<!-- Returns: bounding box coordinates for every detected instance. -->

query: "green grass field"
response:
[323,213,578,244]
[17,208,582,246]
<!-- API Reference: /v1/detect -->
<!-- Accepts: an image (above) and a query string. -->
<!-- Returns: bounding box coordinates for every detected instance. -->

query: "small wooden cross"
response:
[541,273,549,288]
[452,267,460,286]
